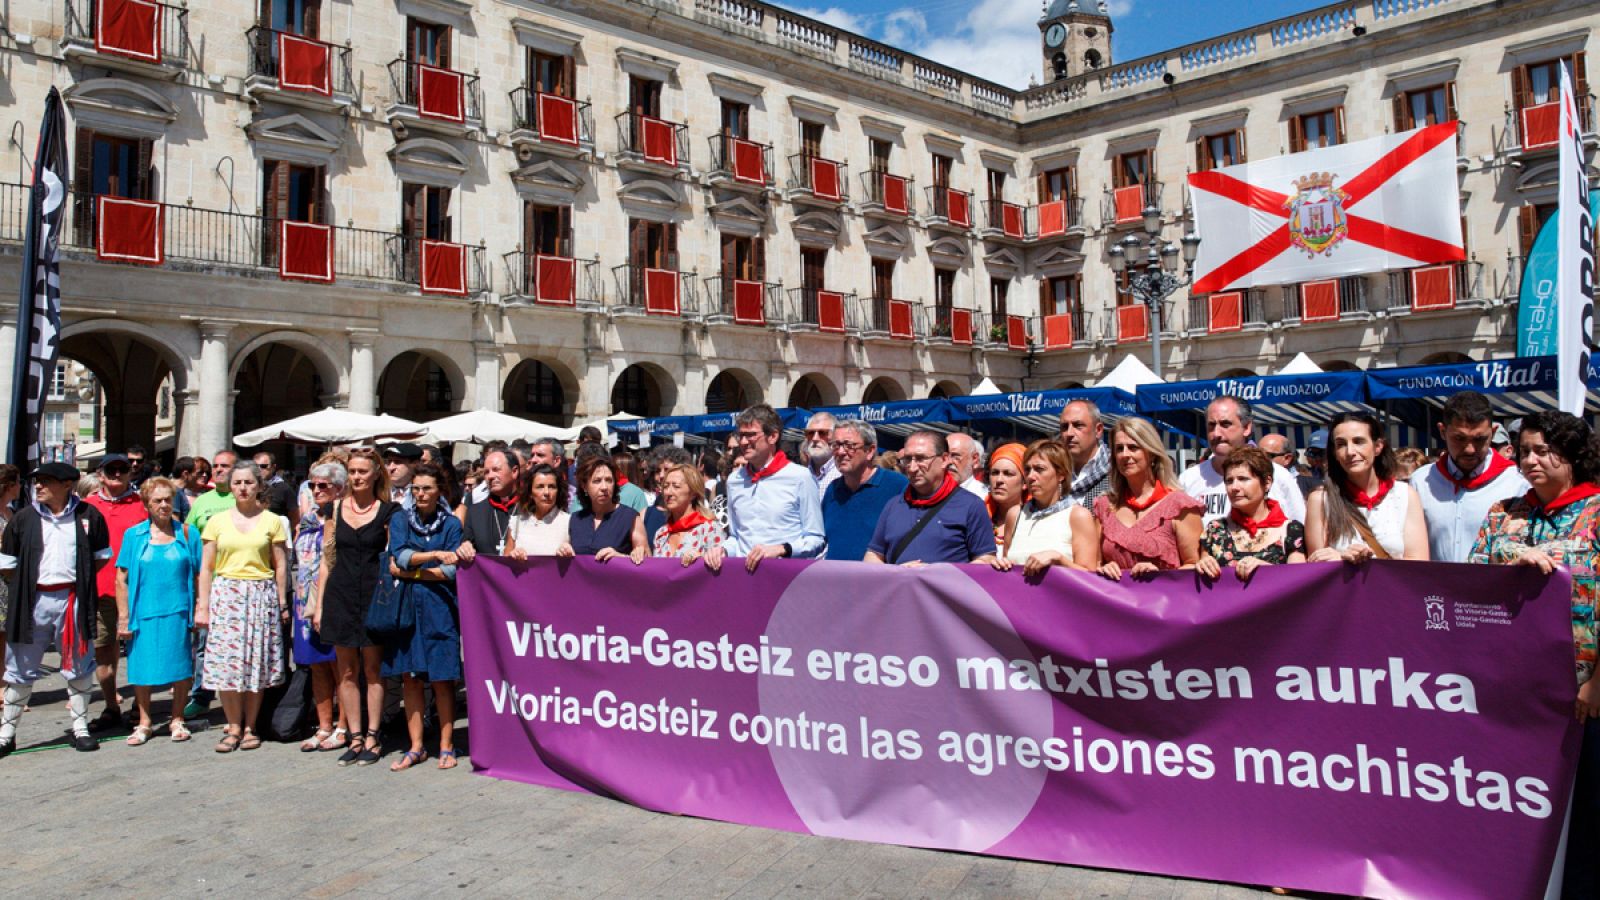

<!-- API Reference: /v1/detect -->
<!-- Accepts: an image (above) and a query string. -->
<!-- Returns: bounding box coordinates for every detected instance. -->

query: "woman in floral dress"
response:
[651,463,723,564]
[1197,447,1306,582]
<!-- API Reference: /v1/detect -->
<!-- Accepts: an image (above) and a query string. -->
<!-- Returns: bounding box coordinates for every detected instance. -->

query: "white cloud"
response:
[897,0,1044,90]
[1107,0,1134,16]
[879,8,929,47]
[784,5,867,33]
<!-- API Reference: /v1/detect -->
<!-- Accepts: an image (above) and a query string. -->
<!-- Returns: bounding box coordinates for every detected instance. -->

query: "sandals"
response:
[354,736,381,767]
[389,749,427,772]
[437,749,458,770]
[126,725,154,747]
[337,732,366,767]
[301,728,334,752]
[214,730,241,753]
[238,731,262,751]
[169,719,191,743]
[319,727,348,752]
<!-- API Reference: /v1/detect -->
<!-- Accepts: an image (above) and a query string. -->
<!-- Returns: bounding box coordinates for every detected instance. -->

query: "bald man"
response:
[946,433,987,499]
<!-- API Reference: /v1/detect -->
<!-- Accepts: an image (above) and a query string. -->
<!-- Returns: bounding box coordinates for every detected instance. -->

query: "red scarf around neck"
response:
[747,451,789,484]
[906,472,959,508]
[1124,481,1170,512]
[1342,478,1395,511]
[663,510,711,535]
[1230,499,1288,538]
[1528,483,1600,516]
[1436,451,1515,494]
[488,493,516,513]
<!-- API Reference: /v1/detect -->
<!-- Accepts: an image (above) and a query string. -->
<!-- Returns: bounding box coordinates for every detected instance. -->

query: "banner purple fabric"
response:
[459,558,1580,898]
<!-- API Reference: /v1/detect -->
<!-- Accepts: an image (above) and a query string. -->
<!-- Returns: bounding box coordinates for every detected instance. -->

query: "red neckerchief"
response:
[1527,483,1600,516]
[747,451,789,484]
[487,494,516,513]
[1436,451,1515,494]
[1230,499,1287,538]
[1124,481,1170,512]
[1342,478,1395,511]
[906,472,959,508]
[617,476,630,487]
[663,510,711,535]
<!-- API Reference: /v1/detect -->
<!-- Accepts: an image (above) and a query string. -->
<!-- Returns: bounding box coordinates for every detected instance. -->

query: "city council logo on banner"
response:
[1285,172,1348,257]
[1424,595,1449,631]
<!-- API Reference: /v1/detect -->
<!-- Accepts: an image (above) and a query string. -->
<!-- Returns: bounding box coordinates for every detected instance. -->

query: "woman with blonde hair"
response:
[1093,417,1203,578]
[992,440,1099,575]
[652,463,723,564]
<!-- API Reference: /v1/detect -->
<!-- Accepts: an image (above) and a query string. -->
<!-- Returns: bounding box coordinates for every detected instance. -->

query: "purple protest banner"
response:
[459,558,1580,898]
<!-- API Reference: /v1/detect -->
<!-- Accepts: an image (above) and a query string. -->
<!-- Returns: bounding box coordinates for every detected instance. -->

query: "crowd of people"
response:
[0,389,1595,893]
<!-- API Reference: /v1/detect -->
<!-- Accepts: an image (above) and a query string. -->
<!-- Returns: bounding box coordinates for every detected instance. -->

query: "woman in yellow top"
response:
[196,460,289,753]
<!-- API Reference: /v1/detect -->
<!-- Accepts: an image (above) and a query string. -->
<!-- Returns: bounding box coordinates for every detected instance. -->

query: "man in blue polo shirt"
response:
[821,419,907,561]
[866,431,997,566]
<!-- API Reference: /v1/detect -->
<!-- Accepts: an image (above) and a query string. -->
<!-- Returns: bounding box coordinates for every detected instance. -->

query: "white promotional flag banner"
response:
[1187,122,1465,294]
[1557,62,1596,416]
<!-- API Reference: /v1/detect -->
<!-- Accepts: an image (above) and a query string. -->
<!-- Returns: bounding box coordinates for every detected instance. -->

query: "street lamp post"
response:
[1107,204,1201,380]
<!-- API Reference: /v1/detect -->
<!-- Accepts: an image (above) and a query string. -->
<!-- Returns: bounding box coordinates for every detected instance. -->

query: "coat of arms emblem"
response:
[1284,171,1349,257]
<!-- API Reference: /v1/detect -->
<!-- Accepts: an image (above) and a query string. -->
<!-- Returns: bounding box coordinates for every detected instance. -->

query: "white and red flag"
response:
[1187,122,1464,294]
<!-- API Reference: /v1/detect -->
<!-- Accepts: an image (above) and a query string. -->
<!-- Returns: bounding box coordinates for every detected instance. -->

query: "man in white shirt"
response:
[1179,395,1306,523]
[1412,391,1530,562]
[946,432,988,499]
[801,412,840,497]
[706,404,826,572]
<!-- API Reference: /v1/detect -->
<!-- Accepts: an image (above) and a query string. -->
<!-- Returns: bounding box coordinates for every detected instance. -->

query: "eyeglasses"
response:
[103,466,130,476]
[805,429,832,438]
[829,441,866,453]
[310,481,334,491]
[899,453,941,466]
[736,431,765,443]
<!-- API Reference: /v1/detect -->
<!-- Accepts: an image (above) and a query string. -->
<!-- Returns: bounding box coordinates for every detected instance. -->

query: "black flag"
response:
[8,88,69,471]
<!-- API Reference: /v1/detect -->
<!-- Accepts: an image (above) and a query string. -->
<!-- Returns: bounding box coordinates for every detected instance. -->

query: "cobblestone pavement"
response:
[3,662,1274,899]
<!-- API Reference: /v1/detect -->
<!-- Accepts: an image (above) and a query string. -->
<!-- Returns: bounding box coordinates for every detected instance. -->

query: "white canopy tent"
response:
[234,409,427,447]
[421,409,580,444]
[969,377,1004,396]
[1277,352,1325,375]
[1094,354,1164,393]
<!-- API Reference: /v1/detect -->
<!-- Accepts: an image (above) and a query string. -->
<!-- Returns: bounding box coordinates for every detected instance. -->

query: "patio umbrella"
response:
[233,408,427,446]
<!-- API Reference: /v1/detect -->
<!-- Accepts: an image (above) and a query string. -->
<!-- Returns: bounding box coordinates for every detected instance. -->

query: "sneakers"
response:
[0,738,13,760]
[72,733,98,752]
[181,697,209,719]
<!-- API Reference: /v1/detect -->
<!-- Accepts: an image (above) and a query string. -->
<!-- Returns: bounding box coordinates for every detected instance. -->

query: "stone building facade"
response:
[0,0,1593,459]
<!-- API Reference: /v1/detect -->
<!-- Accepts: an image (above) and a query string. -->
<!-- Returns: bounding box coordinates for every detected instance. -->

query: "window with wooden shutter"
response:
[986,169,1005,203]
[800,121,823,161]
[525,204,571,257]
[935,268,956,325]
[931,153,952,189]
[1519,203,1556,256]
[869,139,891,174]
[1113,150,1150,188]
[1038,166,1074,201]
[989,278,1008,320]
[407,18,450,67]
[1293,109,1342,152]
[263,0,320,37]
[1196,131,1243,171]
[530,50,571,97]
[801,248,825,292]
[872,258,894,301]
[1395,84,1456,130]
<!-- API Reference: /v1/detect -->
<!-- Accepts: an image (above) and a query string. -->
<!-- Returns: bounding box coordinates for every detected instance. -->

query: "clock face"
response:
[1045,23,1067,48]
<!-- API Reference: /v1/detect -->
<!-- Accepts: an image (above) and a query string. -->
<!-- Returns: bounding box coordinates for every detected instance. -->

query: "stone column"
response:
[175,389,201,458]
[473,345,500,412]
[347,332,376,414]
[196,321,232,454]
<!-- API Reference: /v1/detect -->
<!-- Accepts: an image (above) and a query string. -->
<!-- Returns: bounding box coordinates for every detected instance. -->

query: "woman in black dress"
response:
[569,453,648,563]
[312,448,393,765]
[1196,447,1306,583]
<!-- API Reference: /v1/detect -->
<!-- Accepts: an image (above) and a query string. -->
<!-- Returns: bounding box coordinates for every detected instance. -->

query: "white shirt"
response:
[810,457,841,497]
[1180,459,1306,525]
[38,501,82,585]
[1006,500,1073,563]
[1331,484,1410,559]
[508,508,572,556]
[960,476,989,500]
[1413,458,1529,563]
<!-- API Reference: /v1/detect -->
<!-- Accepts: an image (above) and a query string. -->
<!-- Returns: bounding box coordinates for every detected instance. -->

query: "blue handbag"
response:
[363,554,415,637]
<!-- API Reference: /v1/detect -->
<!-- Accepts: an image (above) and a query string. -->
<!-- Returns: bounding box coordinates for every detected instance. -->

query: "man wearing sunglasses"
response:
[802,412,842,498]
[84,453,148,730]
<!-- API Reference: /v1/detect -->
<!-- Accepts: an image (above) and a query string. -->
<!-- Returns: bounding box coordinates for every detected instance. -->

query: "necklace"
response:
[347,494,379,515]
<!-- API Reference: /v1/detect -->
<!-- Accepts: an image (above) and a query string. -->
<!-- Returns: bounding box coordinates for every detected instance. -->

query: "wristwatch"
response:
[781,542,793,558]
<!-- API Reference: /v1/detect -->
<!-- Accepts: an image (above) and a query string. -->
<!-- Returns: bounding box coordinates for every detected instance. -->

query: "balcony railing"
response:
[1035,308,1093,349]
[1186,290,1269,335]
[786,154,849,202]
[861,296,922,340]
[508,89,593,149]
[926,306,978,345]
[979,200,1029,240]
[502,252,602,308]
[924,187,974,229]
[0,182,486,294]
[708,135,773,187]
[1384,261,1485,312]
[702,276,783,326]
[388,235,490,294]
[1103,182,1164,227]
[1502,96,1596,154]
[246,27,354,97]
[1034,196,1087,238]
[782,287,858,333]
[64,0,191,68]
[387,58,483,123]
[858,171,916,216]
[1285,276,1369,322]
[611,264,692,316]
[614,112,690,168]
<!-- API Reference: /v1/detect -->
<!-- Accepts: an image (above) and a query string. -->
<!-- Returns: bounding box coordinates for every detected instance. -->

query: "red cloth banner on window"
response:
[277,32,331,97]
[950,309,973,345]
[96,196,162,265]
[1208,292,1243,333]
[1521,102,1561,151]
[1001,203,1023,239]
[536,255,576,305]
[882,174,908,215]
[537,93,578,146]
[888,300,912,340]
[96,0,161,63]
[1042,313,1073,348]
[645,268,679,315]
[732,139,765,185]
[1301,279,1339,321]
[733,280,765,325]
[1118,304,1149,343]
[642,117,677,167]
[1410,264,1457,311]
[817,290,846,333]
[420,240,466,296]
[1037,199,1066,236]
[417,63,464,122]
[947,190,971,228]
[1114,185,1144,224]
[1007,315,1029,350]
[279,220,334,283]
[810,159,841,201]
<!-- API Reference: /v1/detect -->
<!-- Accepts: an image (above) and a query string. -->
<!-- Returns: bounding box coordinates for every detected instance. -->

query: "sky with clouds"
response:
[776,0,1332,89]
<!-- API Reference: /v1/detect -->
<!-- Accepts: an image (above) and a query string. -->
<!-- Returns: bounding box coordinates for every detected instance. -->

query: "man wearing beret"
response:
[383,443,423,508]
[0,463,113,755]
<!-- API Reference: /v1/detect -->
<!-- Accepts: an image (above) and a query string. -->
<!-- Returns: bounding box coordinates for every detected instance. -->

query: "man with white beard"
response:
[803,412,840,497]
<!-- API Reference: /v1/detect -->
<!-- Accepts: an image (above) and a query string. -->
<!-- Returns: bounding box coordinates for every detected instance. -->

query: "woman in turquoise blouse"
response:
[115,477,205,745]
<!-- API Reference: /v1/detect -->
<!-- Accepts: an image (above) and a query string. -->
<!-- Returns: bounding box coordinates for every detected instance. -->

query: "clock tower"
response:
[1040,0,1113,83]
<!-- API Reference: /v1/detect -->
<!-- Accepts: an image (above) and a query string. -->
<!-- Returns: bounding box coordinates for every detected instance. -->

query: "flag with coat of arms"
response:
[1186,121,1465,294]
